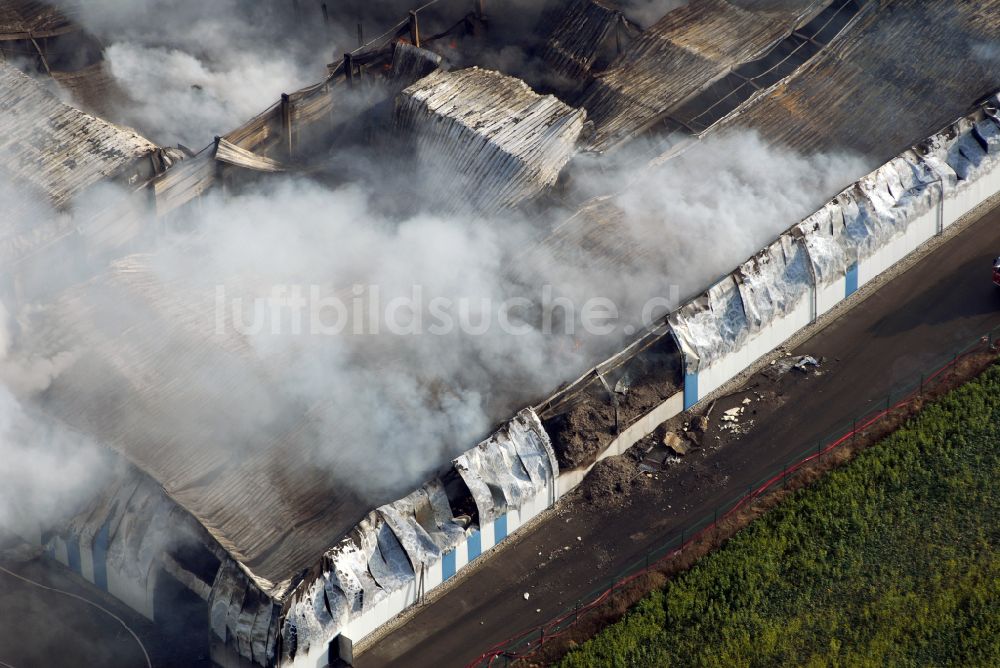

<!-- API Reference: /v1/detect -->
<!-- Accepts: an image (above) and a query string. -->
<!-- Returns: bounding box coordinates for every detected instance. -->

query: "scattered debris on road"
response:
[767,354,824,379]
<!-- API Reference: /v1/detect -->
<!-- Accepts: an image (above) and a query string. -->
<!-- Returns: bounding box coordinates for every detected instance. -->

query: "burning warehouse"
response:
[1,1,1000,667]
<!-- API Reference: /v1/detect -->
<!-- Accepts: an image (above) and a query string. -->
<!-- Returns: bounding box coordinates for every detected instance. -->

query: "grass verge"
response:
[554,359,1000,667]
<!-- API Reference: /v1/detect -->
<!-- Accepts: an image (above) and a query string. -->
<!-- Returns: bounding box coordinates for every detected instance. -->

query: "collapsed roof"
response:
[0,61,157,210]
[4,0,1000,665]
[19,256,369,594]
[0,0,75,39]
[394,67,587,214]
[578,0,835,150]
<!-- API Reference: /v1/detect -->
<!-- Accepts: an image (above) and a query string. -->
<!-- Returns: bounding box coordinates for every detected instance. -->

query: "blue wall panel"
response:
[683,372,699,410]
[494,514,508,543]
[845,262,859,297]
[442,549,456,581]
[93,520,111,591]
[66,535,81,575]
[467,530,481,562]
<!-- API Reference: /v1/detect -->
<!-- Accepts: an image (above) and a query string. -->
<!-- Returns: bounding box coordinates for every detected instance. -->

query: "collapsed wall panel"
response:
[31,461,246,653]
[281,409,556,667]
[674,96,1000,408]
[454,409,558,526]
[394,67,586,215]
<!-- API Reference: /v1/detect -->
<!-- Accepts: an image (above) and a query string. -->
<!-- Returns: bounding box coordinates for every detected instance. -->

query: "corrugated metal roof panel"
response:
[0,61,156,208]
[541,0,624,80]
[0,0,77,39]
[719,0,1000,162]
[215,138,285,173]
[395,67,587,214]
[579,0,828,151]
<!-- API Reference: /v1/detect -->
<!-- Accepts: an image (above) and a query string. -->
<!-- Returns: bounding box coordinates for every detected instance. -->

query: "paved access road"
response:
[0,551,211,668]
[358,202,1000,668]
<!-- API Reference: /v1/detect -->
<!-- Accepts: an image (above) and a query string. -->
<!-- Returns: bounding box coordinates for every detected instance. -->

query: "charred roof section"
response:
[540,0,640,82]
[0,0,76,39]
[578,0,831,151]
[721,0,1000,162]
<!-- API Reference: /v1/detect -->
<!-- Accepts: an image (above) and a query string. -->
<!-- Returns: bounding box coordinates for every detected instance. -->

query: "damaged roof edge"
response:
[670,92,1000,375]
[279,408,555,664]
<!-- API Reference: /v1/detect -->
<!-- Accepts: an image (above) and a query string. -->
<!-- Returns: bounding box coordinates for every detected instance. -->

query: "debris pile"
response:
[581,455,646,508]
[766,354,824,380]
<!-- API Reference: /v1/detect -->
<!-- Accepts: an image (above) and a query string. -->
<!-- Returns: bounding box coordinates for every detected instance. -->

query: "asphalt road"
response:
[0,546,211,668]
[358,201,1000,668]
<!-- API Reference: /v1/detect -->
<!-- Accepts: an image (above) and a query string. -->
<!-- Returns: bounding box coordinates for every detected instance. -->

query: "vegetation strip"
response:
[557,361,1000,667]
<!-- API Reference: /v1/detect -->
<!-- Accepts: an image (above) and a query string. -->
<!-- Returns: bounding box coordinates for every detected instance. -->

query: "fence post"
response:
[852,417,857,444]
[919,373,924,395]
[782,462,787,488]
[540,628,545,647]
[575,600,580,623]
[885,394,891,416]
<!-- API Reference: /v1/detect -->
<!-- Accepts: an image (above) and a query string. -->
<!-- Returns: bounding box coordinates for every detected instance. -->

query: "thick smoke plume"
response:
[2,126,869,510]
[49,0,330,146]
[1,0,873,529]
[0,302,109,535]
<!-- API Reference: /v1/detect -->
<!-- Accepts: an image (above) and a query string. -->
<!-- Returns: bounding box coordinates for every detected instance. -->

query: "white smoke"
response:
[2,1,875,513]
[101,42,309,148]
[49,0,333,147]
[0,303,108,534]
[971,40,1000,64]
[577,131,872,299]
[0,129,869,501]
[619,0,690,29]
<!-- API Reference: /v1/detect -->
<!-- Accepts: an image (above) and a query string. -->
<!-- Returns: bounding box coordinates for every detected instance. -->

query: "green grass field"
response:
[560,365,1000,667]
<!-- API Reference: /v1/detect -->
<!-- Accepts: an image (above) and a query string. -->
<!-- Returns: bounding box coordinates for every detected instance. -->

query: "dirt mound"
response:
[580,455,647,508]
[546,401,616,470]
